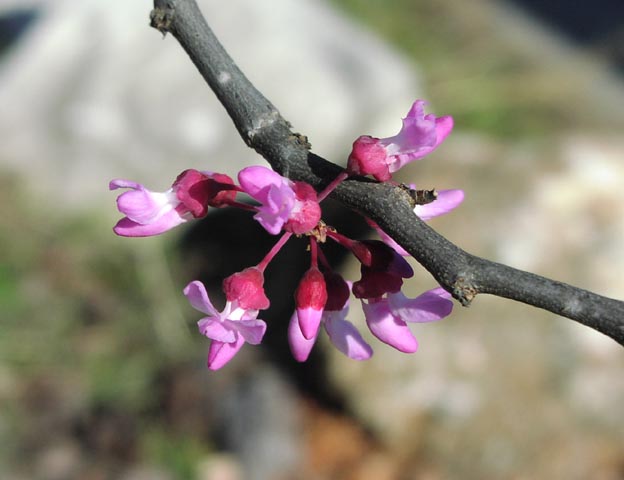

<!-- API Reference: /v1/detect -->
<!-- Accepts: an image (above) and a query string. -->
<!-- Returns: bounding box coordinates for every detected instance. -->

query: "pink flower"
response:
[110,169,236,237]
[347,100,453,181]
[238,166,321,235]
[289,273,372,361]
[184,280,267,370]
[362,287,453,353]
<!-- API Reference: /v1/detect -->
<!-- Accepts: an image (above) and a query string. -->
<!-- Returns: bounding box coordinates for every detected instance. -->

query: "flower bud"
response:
[295,267,327,339]
[223,267,270,310]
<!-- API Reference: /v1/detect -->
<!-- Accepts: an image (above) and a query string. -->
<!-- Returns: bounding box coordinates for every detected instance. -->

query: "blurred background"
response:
[1,0,623,478]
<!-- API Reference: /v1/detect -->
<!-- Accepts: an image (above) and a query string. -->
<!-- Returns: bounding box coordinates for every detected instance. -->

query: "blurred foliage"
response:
[0,174,208,477]
[331,0,619,137]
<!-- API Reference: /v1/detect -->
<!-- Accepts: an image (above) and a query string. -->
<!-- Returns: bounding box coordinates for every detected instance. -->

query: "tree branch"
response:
[150,0,624,346]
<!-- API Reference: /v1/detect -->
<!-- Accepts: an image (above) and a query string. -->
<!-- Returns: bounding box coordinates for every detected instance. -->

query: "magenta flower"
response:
[347,100,453,181]
[362,287,453,353]
[288,273,372,361]
[184,280,267,370]
[110,169,235,237]
[238,166,321,235]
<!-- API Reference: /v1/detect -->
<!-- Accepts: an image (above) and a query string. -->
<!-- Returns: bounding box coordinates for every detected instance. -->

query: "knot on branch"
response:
[150,3,175,36]
[247,110,282,142]
[452,275,478,306]
[291,133,311,150]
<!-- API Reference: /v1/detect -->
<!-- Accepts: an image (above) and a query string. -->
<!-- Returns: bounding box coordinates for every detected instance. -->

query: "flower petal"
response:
[206,336,246,370]
[198,317,237,343]
[236,319,267,345]
[109,179,142,190]
[252,183,295,235]
[324,317,373,360]
[296,306,323,340]
[116,188,176,224]
[385,101,453,173]
[183,280,219,316]
[112,210,186,237]
[288,312,317,362]
[238,166,287,201]
[388,288,453,323]
[415,189,464,221]
[362,300,418,353]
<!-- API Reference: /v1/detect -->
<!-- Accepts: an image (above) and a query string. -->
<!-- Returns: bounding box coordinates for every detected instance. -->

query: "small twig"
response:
[149,0,624,346]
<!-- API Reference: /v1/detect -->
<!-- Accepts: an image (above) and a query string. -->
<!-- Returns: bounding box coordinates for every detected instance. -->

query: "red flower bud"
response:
[295,267,327,339]
[223,267,270,310]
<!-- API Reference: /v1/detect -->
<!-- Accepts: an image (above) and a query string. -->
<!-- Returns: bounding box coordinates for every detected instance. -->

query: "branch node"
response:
[292,133,311,150]
[452,276,477,306]
[248,110,281,141]
[150,4,175,36]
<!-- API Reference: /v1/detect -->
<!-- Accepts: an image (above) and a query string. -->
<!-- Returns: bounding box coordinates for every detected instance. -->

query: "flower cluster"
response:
[110,100,464,370]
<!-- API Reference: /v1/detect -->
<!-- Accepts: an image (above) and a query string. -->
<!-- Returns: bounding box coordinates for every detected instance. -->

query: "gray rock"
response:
[0,0,420,214]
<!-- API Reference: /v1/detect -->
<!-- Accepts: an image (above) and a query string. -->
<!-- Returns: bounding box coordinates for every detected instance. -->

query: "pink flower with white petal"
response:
[110,169,236,237]
[289,273,372,361]
[184,280,267,370]
[347,100,453,181]
[361,287,453,353]
[238,166,321,235]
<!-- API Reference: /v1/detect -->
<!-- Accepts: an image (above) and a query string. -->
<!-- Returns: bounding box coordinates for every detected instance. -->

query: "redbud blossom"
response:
[110,169,236,237]
[184,280,267,370]
[238,166,321,235]
[347,100,453,181]
[289,272,372,361]
[362,287,453,353]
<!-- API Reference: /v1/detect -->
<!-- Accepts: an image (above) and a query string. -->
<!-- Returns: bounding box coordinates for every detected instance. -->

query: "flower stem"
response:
[256,232,293,271]
[317,171,349,202]
[309,238,319,268]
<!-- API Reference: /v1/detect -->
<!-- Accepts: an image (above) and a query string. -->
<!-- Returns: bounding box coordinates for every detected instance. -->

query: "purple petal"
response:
[206,336,245,370]
[297,306,323,340]
[288,312,317,362]
[433,115,454,145]
[362,300,418,353]
[112,210,186,237]
[388,288,453,323]
[415,189,464,221]
[253,209,287,235]
[385,103,454,173]
[109,178,143,190]
[183,280,219,316]
[324,317,373,360]
[236,319,267,345]
[116,188,176,224]
[397,100,437,148]
[252,185,295,235]
[197,317,237,343]
[238,166,286,201]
